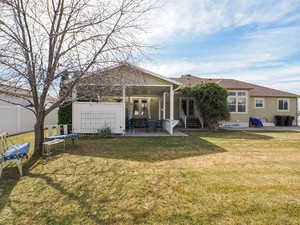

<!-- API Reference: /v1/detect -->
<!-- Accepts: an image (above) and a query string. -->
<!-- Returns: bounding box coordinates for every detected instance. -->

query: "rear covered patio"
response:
[72,63,181,135]
[124,85,178,135]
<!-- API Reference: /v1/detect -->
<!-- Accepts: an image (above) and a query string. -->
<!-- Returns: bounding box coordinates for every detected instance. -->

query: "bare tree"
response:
[0,0,154,156]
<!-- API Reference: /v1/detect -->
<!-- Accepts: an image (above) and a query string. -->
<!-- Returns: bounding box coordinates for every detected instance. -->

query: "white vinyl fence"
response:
[0,106,58,135]
[73,102,125,134]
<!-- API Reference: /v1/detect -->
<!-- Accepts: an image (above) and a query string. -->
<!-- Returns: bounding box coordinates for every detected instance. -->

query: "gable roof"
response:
[121,63,182,86]
[171,74,298,97]
[79,62,182,86]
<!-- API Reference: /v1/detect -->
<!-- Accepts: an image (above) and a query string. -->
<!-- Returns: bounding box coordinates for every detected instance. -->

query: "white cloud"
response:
[142,0,300,44]
[141,26,300,76]
[142,60,300,94]
[138,0,300,95]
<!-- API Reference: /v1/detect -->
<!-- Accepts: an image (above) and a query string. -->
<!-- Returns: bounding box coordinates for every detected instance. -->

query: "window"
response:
[133,100,139,116]
[238,98,246,112]
[227,91,247,113]
[278,99,289,111]
[132,98,150,118]
[228,98,236,112]
[141,100,148,117]
[255,98,264,108]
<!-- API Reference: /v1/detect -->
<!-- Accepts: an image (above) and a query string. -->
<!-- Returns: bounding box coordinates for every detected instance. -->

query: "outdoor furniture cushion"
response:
[3,143,30,161]
[147,119,157,129]
[250,117,263,127]
[47,133,80,141]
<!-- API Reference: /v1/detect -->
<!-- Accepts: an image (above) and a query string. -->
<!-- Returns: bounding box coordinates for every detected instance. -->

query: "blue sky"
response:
[139,0,300,95]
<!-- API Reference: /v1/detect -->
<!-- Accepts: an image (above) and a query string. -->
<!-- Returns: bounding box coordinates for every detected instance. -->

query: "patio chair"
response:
[0,133,30,177]
[126,119,133,129]
[46,124,80,144]
[156,120,163,131]
[249,117,263,128]
[126,119,134,133]
[147,119,157,132]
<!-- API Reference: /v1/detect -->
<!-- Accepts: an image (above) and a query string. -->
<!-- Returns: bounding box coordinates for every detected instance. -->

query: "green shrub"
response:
[58,103,72,125]
[98,127,112,137]
[180,82,230,129]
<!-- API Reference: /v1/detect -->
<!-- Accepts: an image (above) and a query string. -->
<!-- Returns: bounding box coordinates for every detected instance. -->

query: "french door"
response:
[132,98,150,119]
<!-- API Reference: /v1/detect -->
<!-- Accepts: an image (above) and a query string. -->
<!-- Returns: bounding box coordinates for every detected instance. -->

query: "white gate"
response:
[72,102,125,134]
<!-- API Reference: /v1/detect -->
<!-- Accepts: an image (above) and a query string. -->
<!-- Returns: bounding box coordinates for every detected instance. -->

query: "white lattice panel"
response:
[73,102,124,134]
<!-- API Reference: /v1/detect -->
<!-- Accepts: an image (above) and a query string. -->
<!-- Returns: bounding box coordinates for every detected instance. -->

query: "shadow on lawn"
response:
[0,156,40,214]
[6,165,154,224]
[69,135,227,162]
[188,130,275,140]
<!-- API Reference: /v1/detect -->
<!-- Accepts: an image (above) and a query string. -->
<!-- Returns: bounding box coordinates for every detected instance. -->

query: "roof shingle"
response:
[171,75,298,97]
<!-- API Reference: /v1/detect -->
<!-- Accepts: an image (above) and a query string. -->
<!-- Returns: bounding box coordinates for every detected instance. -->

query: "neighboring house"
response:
[0,79,58,135]
[70,63,298,135]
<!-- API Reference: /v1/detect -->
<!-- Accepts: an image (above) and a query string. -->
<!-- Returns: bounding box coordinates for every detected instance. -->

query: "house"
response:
[172,75,299,128]
[71,63,299,135]
[0,79,58,135]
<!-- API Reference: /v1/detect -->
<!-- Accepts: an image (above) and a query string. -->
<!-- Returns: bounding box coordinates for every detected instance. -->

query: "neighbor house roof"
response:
[171,74,298,97]
[0,79,33,98]
[0,78,57,102]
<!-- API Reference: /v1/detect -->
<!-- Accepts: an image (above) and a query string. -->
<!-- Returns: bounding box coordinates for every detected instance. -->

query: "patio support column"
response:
[170,86,174,120]
[158,97,161,120]
[179,97,182,118]
[163,92,166,120]
[122,85,126,134]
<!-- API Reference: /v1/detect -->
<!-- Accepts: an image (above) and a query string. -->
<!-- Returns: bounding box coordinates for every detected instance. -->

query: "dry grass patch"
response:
[1,130,300,224]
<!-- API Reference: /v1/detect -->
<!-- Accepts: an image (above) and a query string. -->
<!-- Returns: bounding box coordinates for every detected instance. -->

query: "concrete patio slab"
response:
[125,129,188,137]
[223,126,300,131]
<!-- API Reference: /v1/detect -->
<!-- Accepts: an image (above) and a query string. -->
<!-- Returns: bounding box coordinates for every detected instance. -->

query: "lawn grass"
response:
[1,130,300,225]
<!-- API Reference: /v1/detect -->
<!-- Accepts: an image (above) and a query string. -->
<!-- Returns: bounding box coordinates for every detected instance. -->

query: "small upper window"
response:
[238,92,246,96]
[255,98,264,108]
[278,99,289,111]
[228,91,236,96]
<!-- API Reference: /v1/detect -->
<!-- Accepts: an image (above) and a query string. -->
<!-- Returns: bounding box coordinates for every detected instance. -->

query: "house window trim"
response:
[255,98,265,109]
[277,99,289,112]
[130,97,152,118]
[228,90,248,114]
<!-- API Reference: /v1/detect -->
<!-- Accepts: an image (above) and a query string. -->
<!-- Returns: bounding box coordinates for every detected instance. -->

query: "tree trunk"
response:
[33,115,45,157]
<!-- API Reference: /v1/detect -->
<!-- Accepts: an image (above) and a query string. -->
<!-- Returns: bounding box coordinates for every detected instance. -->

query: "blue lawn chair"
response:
[0,133,30,177]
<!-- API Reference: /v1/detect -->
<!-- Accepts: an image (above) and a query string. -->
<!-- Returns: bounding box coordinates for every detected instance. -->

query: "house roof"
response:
[78,62,182,86]
[120,63,182,86]
[0,79,57,102]
[171,74,298,97]
[0,79,33,98]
